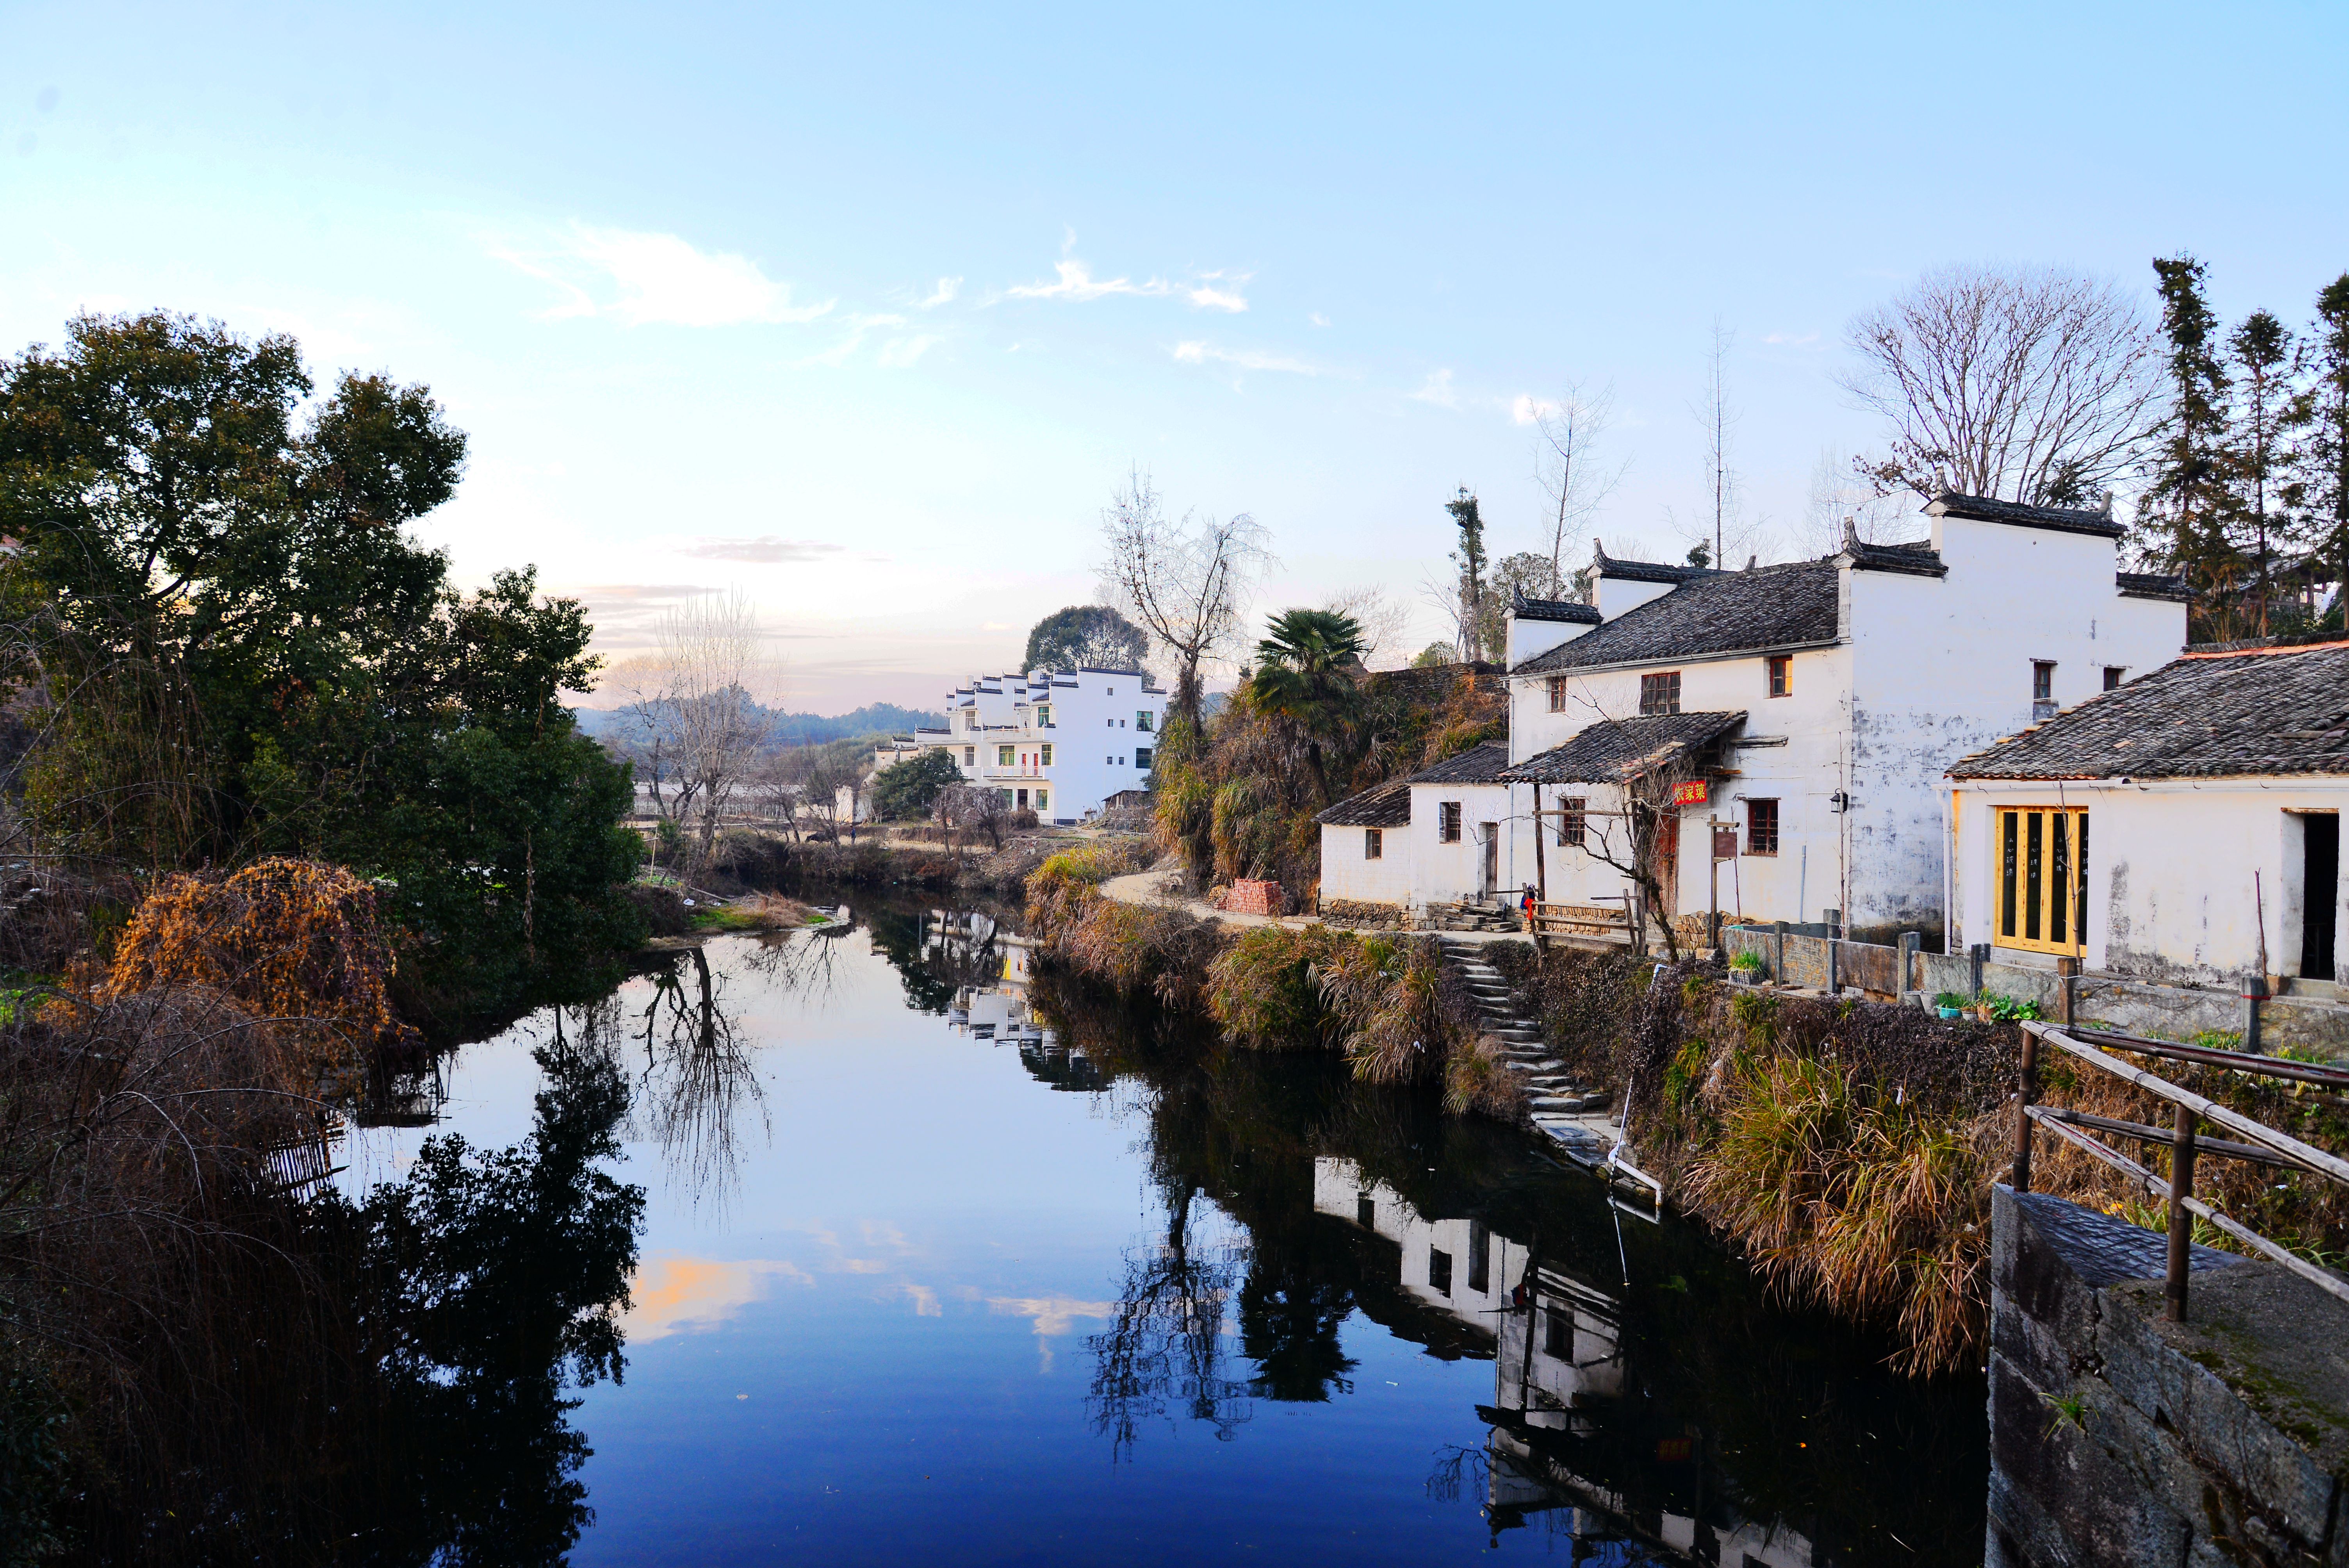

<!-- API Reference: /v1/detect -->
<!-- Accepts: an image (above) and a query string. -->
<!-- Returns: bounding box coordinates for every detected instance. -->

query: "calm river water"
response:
[340,898,1987,1566]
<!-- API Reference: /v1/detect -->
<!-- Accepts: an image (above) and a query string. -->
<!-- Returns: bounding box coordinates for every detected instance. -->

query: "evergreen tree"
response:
[2142,256,2242,638]
[2228,309,2298,633]
[2300,274,2349,631]
[1444,487,1489,661]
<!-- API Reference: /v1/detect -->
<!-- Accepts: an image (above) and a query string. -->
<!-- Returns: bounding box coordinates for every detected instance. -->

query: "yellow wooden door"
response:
[1995,806,2089,955]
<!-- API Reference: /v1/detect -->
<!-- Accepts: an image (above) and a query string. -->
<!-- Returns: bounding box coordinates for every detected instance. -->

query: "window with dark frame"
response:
[1767,654,1791,698]
[1134,746,1152,769]
[1746,797,1779,855]
[1557,796,1586,847]
[1439,802,1462,842]
[1428,1248,1453,1296]
[1467,1221,1490,1293]
[2032,661,2055,701]
[1357,1195,1374,1228]
[2104,666,2125,691]
[1639,670,1682,715]
[1546,675,1570,712]
[1365,827,1383,860]
[1543,1310,1570,1358]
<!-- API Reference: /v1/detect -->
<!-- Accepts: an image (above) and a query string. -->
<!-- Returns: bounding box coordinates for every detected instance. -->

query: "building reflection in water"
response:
[1316,1158,1816,1566]
[924,908,1117,1093]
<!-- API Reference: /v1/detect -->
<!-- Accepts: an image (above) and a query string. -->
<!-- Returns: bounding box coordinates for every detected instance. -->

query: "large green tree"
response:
[2301,274,2349,629]
[1243,608,1366,804]
[1021,603,1148,674]
[869,748,963,820]
[2142,256,2243,637]
[0,311,642,1012]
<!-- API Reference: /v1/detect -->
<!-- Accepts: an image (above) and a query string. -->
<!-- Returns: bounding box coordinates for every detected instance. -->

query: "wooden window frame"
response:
[998,744,1016,766]
[1745,797,1779,855]
[1996,805,2089,955]
[1638,671,1682,716]
[1364,827,1383,860]
[1767,655,1791,698]
[1546,675,1570,712]
[1556,796,1586,848]
[1039,743,1053,766]
[2032,661,2056,702]
[1439,802,1462,843]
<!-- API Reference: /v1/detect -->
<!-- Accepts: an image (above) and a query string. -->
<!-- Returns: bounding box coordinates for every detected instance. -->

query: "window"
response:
[1039,744,1053,766]
[1135,710,1153,732]
[1543,1310,1570,1359]
[1016,789,1028,809]
[1556,796,1586,848]
[1997,806,2090,955]
[1357,1195,1375,1228]
[998,745,1015,766]
[1468,1221,1490,1293]
[997,789,1015,806]
[1439,802,1462,842]
[1134,746,1152,769]
[1428,1247,1453,1297]
[1767,655,1792,698]
[1746,798,1779,855]
[1364,828,1383,859]
[1639,671,1682,715]
[965,711,979,731]
[1037,704,1052,726]
[2103,666,2125,691]
[1035,790,1048,813]
[962,747,975,766]
[1547,675,1570,712]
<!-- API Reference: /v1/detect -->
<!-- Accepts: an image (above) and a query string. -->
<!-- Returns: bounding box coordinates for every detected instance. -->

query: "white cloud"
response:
[1511,392,1564,425]
[919,276,961,309]
[1007,257,1249,312]
[677,536,846,563]
[1171,340,1324,376]
[494,225,834,328]
[803,312,907,368]
[877,334,941,367]
[1410,369,1460,408]
[1309,312,1330,327]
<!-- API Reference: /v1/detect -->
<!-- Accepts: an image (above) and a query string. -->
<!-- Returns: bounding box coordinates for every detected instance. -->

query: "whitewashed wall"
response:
[1408,780,1514,903]
[1953,777,2349,985]
[1317,820,1417,907]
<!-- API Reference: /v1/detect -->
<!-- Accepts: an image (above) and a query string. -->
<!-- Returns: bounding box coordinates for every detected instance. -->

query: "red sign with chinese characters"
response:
[1672,779,1709,807]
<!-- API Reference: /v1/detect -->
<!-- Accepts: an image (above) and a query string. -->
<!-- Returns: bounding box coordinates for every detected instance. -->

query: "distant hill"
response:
[567,701,946,746]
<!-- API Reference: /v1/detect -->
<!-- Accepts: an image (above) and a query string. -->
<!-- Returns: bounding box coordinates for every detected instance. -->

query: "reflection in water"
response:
[611,946,767,1202]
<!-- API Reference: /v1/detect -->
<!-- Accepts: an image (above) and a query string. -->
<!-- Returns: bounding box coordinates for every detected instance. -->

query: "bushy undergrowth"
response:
[1202,924,1349,1049]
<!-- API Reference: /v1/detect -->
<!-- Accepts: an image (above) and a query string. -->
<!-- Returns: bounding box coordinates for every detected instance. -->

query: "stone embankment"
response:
[1436,935,1622,1163]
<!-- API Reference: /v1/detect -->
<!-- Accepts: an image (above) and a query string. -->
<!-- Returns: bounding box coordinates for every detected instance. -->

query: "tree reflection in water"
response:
[1086,1175,1253,1457]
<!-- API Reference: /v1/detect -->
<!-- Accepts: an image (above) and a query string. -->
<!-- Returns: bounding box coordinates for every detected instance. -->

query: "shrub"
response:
[1316,934,1455,1085]
[1444,1035,1528,1120]
[1204,924,1350,1049]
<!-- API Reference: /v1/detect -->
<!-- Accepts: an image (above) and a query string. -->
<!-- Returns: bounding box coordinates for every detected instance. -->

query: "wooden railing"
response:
[1527,901,1630,939]
[2014,1020,2349,1320]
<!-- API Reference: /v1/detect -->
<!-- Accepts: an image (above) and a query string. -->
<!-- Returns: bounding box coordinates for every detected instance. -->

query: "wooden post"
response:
[1969,943,1987,1000]
[1773,919,1788,985]
[2057,954,2079,1027]
[2012,1026,2039,1194]
[1708,843,1720,953]
[1531,782,1548,953]
[2165,1103,2199,1323]
[2244,972,2267,1055]
[1900,930,1921,998]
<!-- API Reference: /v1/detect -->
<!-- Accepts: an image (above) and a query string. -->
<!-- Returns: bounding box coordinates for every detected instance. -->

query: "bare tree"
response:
[617,591,779,875]
[1099,469,1273,731]
[1321,585,1410,670]
[935,782,1007,850]
[1799,446,1915,556]
[1840,264,2162,505]
[1531,382,1627,586]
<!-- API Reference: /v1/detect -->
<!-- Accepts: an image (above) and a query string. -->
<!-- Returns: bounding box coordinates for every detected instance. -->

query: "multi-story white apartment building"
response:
[903,665,1169,824]
[1318,494,2190,940]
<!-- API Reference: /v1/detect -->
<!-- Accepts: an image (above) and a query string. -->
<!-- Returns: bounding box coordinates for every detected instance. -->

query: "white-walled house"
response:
[902,665,1167,824]
[1948,636,2347,989]
[1317,743,1515,913]
[1494,497,2190,941]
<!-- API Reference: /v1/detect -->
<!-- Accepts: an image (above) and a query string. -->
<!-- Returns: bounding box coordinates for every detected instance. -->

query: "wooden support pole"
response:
[2165,1103,2198,1322]
[2013,1025,2039,1194]
[1531,782,1548,953]
[2057,954,2079,1027]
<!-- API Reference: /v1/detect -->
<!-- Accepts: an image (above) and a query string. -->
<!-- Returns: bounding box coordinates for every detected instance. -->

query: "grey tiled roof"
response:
[1949,639,2349,780]
[1404,741,1513,785]
[1594,543,1713,585]
[1513,559,1839,674]
[1513,594,1602,625]
[1315,777,1413,827]
[2116,571,2193,603]
[1930,491,2124,539]
[1500,711,1748,784]
[1848,539,1948,577]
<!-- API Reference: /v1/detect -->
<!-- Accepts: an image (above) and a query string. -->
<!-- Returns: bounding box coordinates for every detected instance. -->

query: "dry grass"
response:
[1201,924,1349,1049]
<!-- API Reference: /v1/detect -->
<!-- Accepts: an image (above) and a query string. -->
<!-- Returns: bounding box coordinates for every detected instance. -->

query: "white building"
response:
[1948,636,2347,989]
[1316,743,1515,912]
[899,665,1169,825]
[1315,495,2190,938]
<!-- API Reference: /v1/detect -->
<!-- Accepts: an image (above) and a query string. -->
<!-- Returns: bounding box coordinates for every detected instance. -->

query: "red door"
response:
[1651,815,1679,916]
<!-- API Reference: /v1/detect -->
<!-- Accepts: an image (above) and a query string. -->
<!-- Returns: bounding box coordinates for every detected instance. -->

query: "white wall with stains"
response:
[1317,817,1417,908]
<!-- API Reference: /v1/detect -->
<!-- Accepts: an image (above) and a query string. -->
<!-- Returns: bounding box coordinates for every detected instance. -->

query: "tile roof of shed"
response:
[1512,593,1603,625]
[1315,777,1413,828]
[1499,711,1748,784]
[2116,570,2193,603]
[1403,741,1513,785]
[1513,559,1841,674]
[1593,543,1715,584]
[1948,638,2349,780]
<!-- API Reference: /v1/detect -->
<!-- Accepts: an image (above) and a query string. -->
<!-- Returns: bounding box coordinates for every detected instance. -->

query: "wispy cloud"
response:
[1309,312,1330,327]
[493,225,834,328]
[620,1256,813,1342]
[1410,369,1460,408]
[1172,340,1324,376]
[1511,392,1563,425]
[1007,254,1249,312]
[877,333,941,367]
[918,276,961,308]
[676,536,846,564]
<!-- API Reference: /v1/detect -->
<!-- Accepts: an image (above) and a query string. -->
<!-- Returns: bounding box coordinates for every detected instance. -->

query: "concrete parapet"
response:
[1986,1185,2349,1567]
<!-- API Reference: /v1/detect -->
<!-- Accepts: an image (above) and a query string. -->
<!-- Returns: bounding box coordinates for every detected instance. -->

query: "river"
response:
[336,895,1988,1565]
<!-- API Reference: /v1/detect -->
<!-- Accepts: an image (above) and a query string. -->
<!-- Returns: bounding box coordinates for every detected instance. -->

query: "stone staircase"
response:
[1436,935,1614,1134]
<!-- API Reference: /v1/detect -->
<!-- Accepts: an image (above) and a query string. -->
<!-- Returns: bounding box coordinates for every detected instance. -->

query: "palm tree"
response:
[1244,609,1366,802]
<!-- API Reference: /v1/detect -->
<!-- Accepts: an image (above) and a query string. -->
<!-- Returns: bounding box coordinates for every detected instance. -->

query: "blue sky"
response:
[3,2,2344,709]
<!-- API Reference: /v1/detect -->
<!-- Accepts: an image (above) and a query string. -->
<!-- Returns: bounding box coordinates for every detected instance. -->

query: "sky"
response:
[3,2,2345,712]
